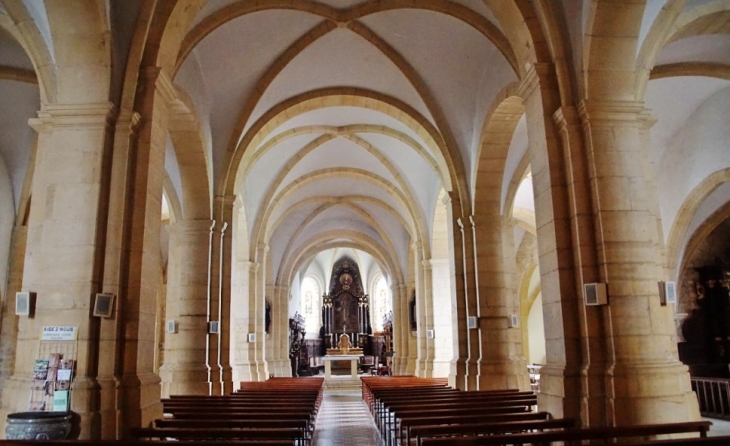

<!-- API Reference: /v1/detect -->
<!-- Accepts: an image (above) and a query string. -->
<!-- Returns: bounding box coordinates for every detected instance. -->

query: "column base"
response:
[537,363,583,420]
[476,358,530,391]
[608,362,700,425]
[118,372,163,437]
[159,364,211,396]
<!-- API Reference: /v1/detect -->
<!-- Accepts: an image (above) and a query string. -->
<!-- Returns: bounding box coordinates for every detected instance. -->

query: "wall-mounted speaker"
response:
[467,315,477,329]
[659,281,677,306]
[15,291,35,317]
[584,283,608,306]
[248,333,256,343]
[166,319,177,333]
[426,329,434,339]
[510,314,519,328]
[208,321,219,334]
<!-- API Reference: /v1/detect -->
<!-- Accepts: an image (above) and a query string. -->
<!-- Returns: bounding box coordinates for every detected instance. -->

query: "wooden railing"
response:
[692,376,730,419]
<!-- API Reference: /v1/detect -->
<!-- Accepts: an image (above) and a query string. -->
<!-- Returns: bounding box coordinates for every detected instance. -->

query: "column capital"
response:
[215,194,238,209]
[517,63,555,99]
[552,105,579,133]
[29,102,116,132]
[441,191,452,206]
[115,111,142,135]
[140,67,178,104]
[578,100,656,128]
[169,219,216,235]
[421,259,433,270]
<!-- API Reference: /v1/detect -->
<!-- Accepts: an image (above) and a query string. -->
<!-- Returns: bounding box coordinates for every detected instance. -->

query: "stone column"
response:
[232,261,259,381]
[430,258,453,377]
[443,193,470,389]
[391,283,407,375]
[265,283,291,378]
[213,195,235,394]
[553,106,607,425]
[520,64,583,420]
[420,259,435,377]
[253,244,269,380]
[95,111,140,438]
[0,103,115,438]
[159,219,214,396]
[472,211,527,390]
[579,100,700,425]
[267,285,290,377]
[116,68,177,432]
[0,226,28,411]
[413,244,426,375]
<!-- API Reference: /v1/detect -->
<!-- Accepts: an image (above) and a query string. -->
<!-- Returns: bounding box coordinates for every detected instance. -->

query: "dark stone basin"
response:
[5,411,72,440]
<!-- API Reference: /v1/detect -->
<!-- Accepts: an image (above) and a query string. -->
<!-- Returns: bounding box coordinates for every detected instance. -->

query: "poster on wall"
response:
[41,326,77,341]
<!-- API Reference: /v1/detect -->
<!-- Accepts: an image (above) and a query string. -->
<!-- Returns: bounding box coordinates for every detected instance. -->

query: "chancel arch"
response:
[4,1,730,439]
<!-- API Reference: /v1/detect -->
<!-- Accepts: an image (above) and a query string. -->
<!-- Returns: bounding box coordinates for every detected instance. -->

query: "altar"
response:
[323,354,362,379]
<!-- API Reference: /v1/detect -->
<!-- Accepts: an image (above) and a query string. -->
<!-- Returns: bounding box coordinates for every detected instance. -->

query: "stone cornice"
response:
[650,62,730,81]
[0,65,37,84]
[552,106,579,134]
[578,100,656,127]
[29,102,116,132]
[115,111,142,135]
[516,63,555,99]
[140,67,178,104]
[171,219,216,235]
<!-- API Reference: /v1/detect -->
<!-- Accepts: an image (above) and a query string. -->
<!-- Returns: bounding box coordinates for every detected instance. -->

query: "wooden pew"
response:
[418,420,713,445]
[0,441,297,446]
[623,436,730,445]
[155,416,312,442]
[360,375,532,445]
[158,377,322,444]
[361,376,450,409]
[389,405,535,446]
[383,394,537,444]
[411,418,577,446]
[401,409,553,441]
[130,426,307,445]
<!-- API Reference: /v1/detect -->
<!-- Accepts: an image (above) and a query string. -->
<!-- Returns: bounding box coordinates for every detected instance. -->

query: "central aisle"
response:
[312,388,383,446]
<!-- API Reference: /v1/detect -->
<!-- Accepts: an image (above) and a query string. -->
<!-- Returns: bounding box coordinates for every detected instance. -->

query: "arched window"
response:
[300,277,320,334]
[372,276,391,332]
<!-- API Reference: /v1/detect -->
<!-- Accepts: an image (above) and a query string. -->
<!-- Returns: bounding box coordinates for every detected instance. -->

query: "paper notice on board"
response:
[52,390,69,411]
[41,326,77,341]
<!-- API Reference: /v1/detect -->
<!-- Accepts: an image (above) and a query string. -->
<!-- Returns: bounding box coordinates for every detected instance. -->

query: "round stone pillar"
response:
[579,100,700,425]
[472,213,529,390]
[159,219,215,396]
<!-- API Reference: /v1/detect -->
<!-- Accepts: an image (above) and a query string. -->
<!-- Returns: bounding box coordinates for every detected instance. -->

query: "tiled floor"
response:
[310,386,730,445]
[707,417,730,436]
[312,389,383,446]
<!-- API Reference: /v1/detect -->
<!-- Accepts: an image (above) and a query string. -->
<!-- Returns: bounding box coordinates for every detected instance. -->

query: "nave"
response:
[311,388,382,446]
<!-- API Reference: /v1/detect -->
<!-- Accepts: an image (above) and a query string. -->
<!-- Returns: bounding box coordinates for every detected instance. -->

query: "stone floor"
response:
[707,417,730,436]
[309,379,730,445]
[312,388,383,446]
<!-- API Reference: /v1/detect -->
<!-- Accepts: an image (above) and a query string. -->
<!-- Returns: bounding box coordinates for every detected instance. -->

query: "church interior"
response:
[1,0,730,441]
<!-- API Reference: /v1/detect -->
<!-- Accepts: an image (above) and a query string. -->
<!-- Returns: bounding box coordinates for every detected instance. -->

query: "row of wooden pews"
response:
[361,376,730,446]
[129,376,324,445]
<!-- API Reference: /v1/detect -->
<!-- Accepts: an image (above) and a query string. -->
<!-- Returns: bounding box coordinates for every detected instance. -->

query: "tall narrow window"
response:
[300,277,320,334]
[372,276,390,332]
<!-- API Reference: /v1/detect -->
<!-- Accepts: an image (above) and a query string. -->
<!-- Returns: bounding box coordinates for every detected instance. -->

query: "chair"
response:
[359,355,375,374]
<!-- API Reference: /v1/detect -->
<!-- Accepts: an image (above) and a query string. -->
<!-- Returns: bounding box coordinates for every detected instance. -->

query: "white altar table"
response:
[323,354,361,380]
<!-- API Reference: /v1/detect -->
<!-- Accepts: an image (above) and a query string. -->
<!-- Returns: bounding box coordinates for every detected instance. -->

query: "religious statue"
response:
[326,332,362,355]
[337,334,352,353]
